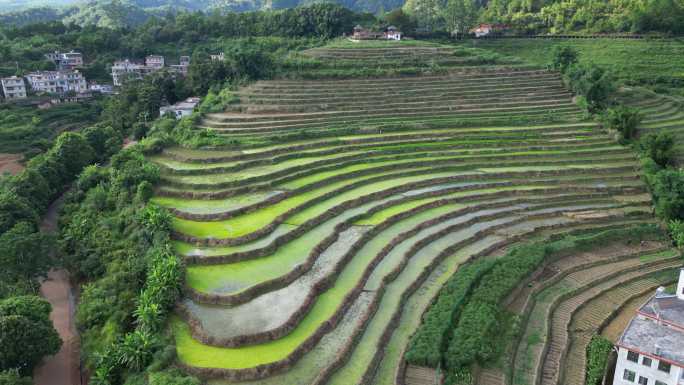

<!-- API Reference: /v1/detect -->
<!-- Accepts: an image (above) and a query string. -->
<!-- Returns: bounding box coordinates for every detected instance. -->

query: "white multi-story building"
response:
[145,55,165,69]
[111,55,175,86]
[1,76,27,100]
[170,56,190,76]
[111,59,159,86]
[25,70,87,95]
[111,60,143,86]
[45,51,84,70]
[613,269,684,385]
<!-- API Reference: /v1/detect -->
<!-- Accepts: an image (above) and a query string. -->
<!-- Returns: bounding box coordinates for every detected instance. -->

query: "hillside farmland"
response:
[147,41,679,385]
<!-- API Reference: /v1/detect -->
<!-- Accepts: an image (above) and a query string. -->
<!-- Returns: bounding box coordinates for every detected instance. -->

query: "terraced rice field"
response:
[153,44,674,385]
[469,39,684,90]
[618,88,684,163]
[475,242,679,385]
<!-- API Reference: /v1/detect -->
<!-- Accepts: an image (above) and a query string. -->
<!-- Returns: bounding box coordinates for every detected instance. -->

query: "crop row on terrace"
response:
[150,44,672,385]
[464,233,680,385]
[467,39,684,91]
[289,43,523,75]
[617,88,684,164]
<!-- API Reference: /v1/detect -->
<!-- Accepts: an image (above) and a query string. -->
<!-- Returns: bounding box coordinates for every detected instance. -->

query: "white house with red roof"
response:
[613,268,684,385]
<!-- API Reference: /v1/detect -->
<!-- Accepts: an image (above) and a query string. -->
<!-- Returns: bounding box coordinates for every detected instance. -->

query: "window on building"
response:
[627,351,640,363]
[658,361,671,373]
[655,381,667,385]
[642,357,652,367]
[638,376,648,385]
[624,370,636,382]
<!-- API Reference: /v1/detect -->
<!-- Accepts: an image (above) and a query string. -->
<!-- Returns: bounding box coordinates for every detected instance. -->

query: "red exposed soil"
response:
[0,153,24,176]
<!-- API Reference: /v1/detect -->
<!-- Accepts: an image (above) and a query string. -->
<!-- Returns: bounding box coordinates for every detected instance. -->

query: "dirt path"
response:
[33,195,82,385]
[33,270,81,385]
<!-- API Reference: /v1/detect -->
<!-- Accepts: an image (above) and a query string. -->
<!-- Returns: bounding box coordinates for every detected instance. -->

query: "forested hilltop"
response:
[2,0,683,33]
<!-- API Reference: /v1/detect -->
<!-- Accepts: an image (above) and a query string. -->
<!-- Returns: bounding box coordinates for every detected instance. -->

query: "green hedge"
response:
[586,335,613,385]
[405,258,496,367]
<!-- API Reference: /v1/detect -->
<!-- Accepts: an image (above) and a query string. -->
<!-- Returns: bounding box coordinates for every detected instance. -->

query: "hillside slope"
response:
[146,41,673,385]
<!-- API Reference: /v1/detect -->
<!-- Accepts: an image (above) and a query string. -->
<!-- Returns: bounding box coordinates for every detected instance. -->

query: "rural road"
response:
[33,195,82,385]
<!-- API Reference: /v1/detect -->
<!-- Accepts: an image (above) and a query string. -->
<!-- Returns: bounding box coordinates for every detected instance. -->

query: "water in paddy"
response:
[185,196,396,294]
[152,190,283,215]
[326,233,508,385]
[206,292,375,385]
[183,226,369,339]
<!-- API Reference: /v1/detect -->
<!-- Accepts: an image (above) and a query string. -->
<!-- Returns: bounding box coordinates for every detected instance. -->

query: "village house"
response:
[159,97,200,119]
[25,70,87,95]
[352,25,403,40]
[384,26,402,40]
[45,50,84,70]
[170,55,190,75]
[613,269,684,385]
[111,59,159,86]
[145,55,165,69]
[0,76,27,100]
[469,23,509,37]
[111,55,189,86]
[89,82,115,94]
[112,60,143,86]
[210,52,225,61]
[353,25,379,39]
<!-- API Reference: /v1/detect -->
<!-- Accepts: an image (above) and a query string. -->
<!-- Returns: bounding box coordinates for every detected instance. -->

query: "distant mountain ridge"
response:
[0,0,400,27]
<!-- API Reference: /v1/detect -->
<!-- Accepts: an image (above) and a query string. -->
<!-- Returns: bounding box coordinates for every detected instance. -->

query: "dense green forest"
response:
[3,0,684,33]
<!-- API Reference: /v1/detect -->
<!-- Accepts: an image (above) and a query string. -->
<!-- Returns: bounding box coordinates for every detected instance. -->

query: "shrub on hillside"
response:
[639,131,674,167]
[601,105,642,140]
[83,125,124,163]
[649,168,684,221]
[0,369,31,385]
[0,222,53,292]
[586,335,613,385]
[148,370,201,385]
[668,220,684,248]
[0,296,61,375]
[0,192,38,234]
[564,63,615,112]
[199,88,238,114]
[550,46,579,73]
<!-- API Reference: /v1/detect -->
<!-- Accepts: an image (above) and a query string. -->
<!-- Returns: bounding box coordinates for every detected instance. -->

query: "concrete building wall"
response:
[1,77,27,99]
[614,347,684,385]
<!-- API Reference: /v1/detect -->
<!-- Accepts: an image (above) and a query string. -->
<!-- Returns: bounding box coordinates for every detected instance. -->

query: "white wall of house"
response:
[1,77,27,99]
[25,71,87,94]
[386,32,402,40]
[614,346,684,385]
